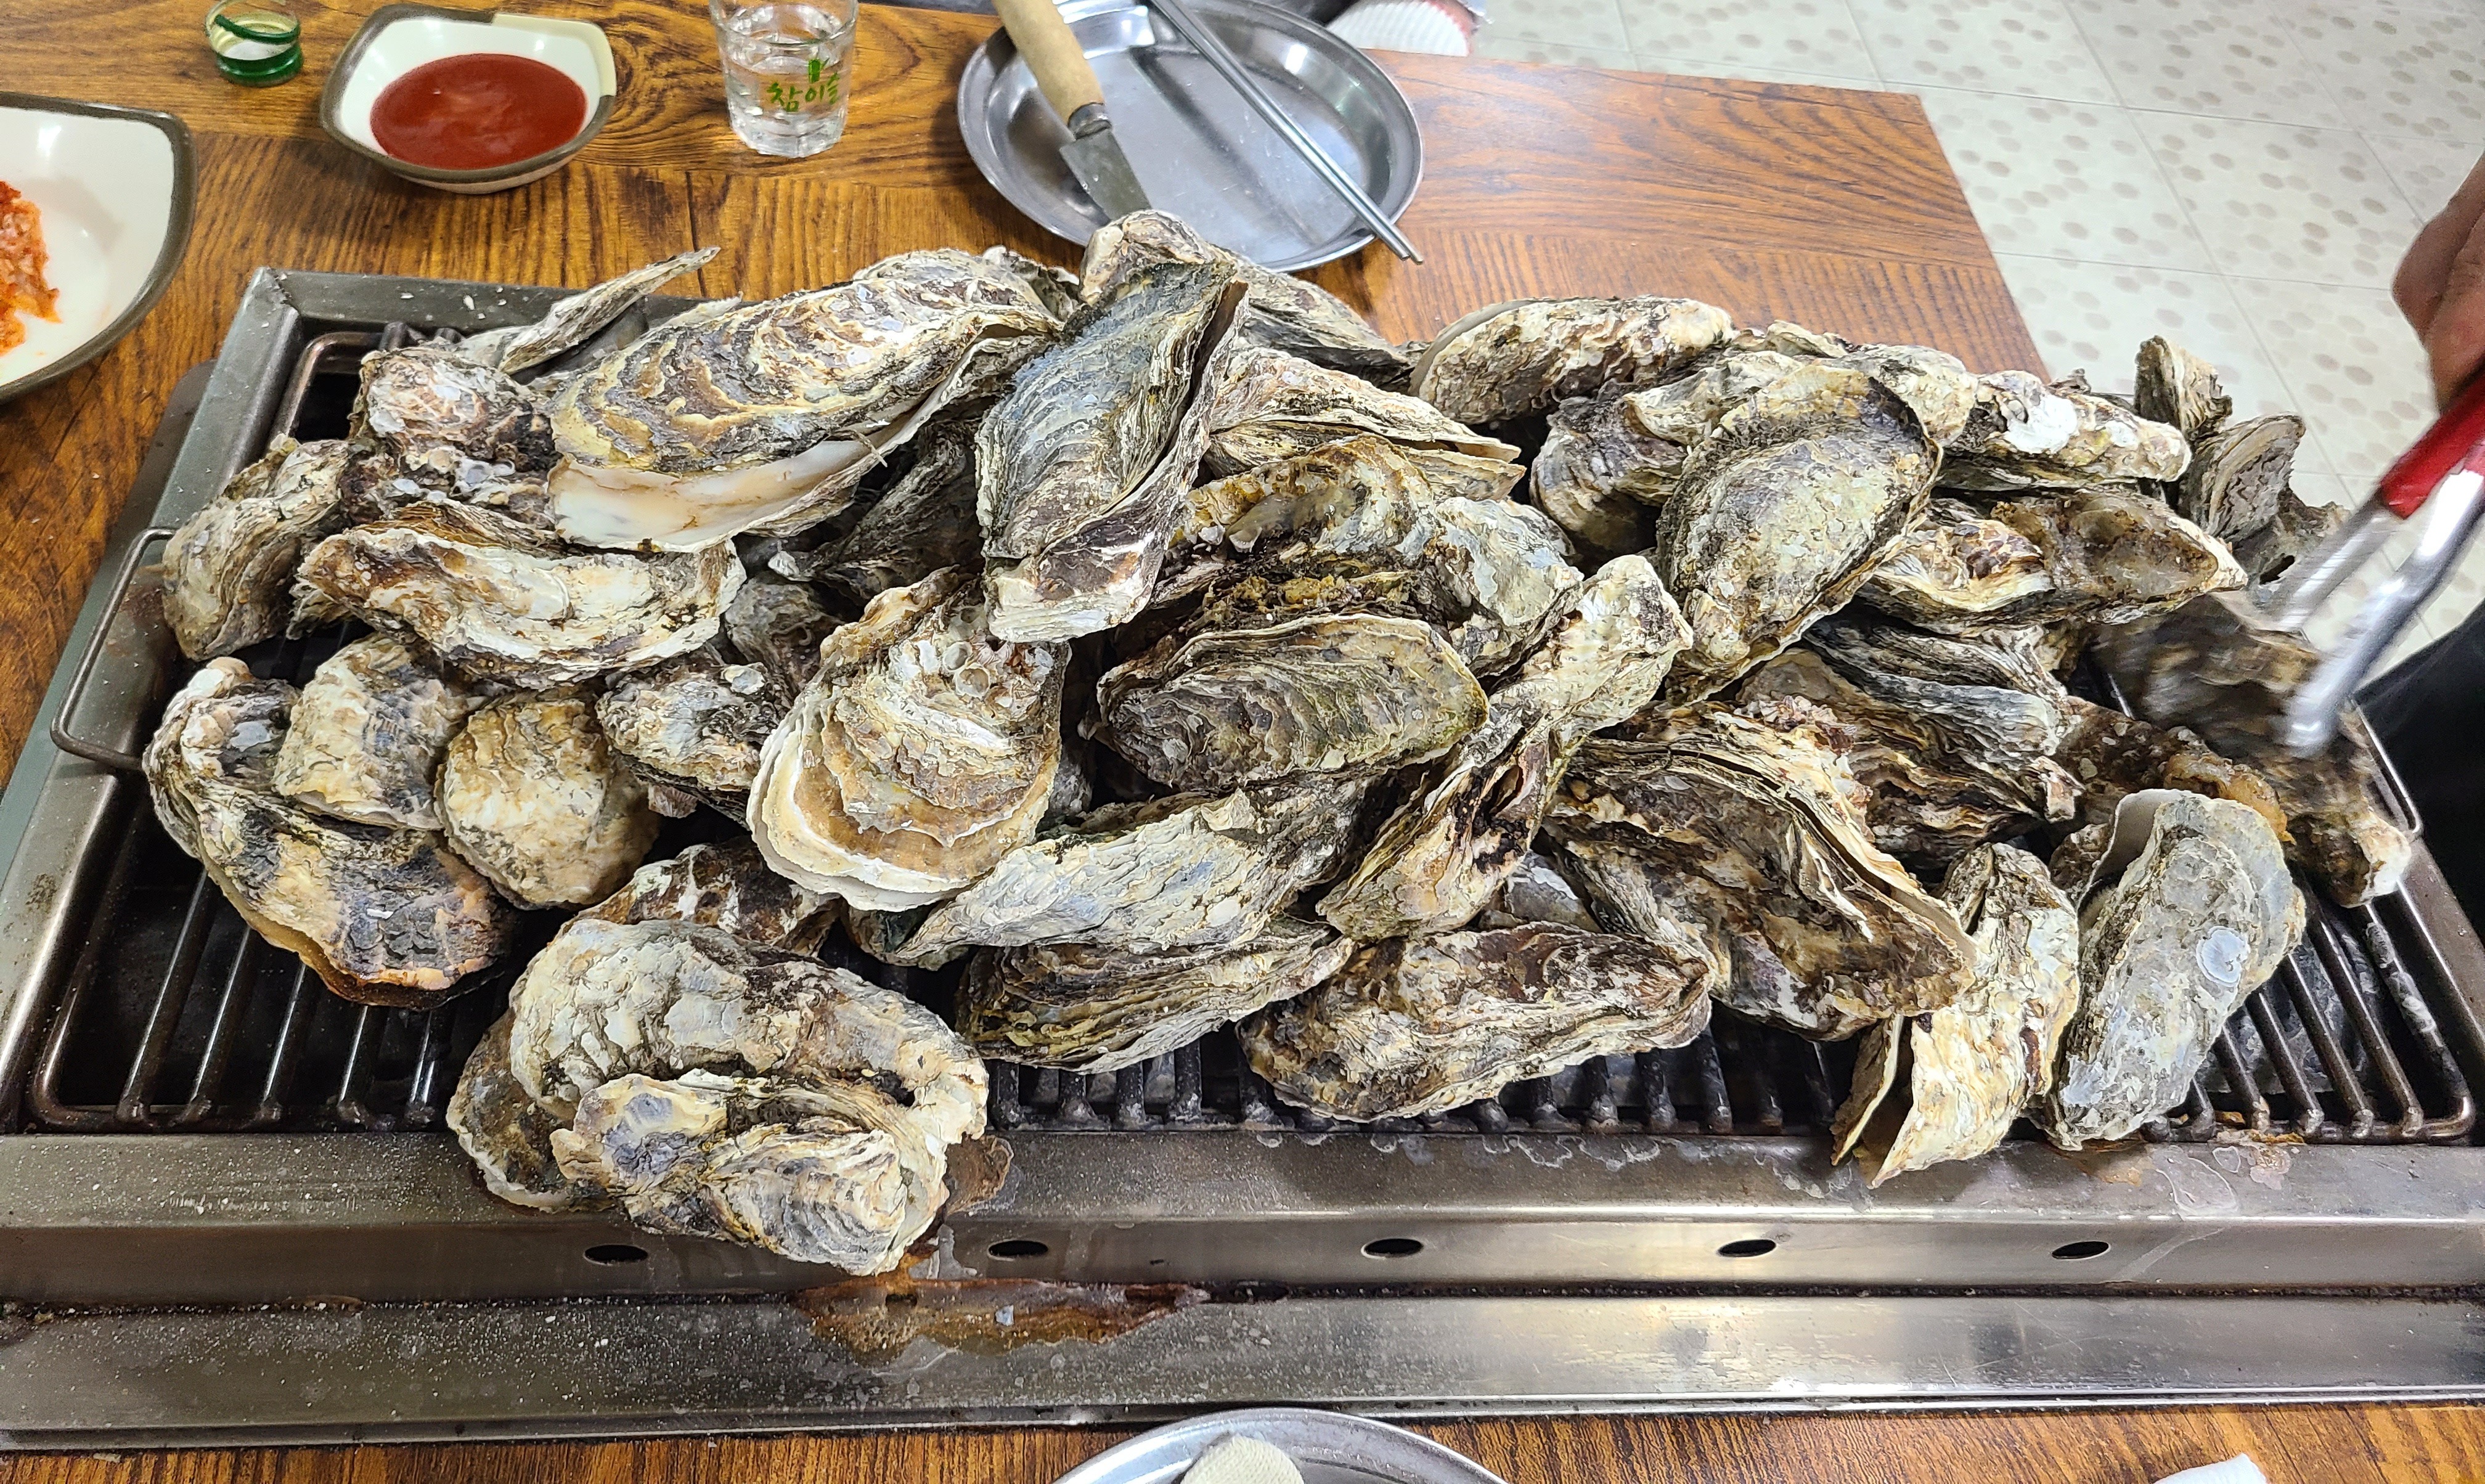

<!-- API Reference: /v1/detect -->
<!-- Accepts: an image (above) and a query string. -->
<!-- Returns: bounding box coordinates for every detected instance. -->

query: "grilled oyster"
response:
[1531,383,1675,557]
[1546,713,1976,1039]
[1080,210,1414,385]
[161,437,352,658]
[449,247,716,377]
[439,690,660,908]
[1318,556,1689,940]
[1830,844,2079,1183]
[2094,593,2412,904]
[979,258,1245,640]
[447,1013,598,1211]
[1238,923,1715,1122]
[1203,347,1521,490]
[749,567,1067,910]
[786,417,980,604]
[1410,295,1734,423]
[888,778,1366,966]
[144,659,515,1006]
[343,343,555,521]
[1096,614,1486,792]
[1648,362,1940,701]
[269,632,490,829]
[595,647,786,813]
[1479,852,1602,931]
[2174,416,2303,540]
[294,500,745,687]
[1804,611,2071,707]
[958,916,1353,1073]
[2038,790,2304,1147]
[546,249,1061,550]
[1859,489,2246,634]
[720,573,843,693]
[1943,370,2191,491]
[2231,483,2346,584]
[578,838,838,952]
[1739,324,1983,447]
[2051,695,2289,843]
[2132,335,2232,442]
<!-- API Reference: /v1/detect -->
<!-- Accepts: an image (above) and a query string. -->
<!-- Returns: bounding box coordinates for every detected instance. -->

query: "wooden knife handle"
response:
[990,0,1107,123]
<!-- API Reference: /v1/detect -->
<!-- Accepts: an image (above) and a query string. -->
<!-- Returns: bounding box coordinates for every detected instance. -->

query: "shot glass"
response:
[711,0,860,158]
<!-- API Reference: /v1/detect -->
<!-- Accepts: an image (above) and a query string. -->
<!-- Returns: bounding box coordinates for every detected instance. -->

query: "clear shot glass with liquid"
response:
[711,0,859,158]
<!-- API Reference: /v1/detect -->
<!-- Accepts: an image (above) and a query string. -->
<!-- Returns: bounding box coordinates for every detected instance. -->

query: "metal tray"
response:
[956,0,1421,269]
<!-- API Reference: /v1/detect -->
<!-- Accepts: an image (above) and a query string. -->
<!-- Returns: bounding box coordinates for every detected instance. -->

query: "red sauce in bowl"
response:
[370,53,589,170]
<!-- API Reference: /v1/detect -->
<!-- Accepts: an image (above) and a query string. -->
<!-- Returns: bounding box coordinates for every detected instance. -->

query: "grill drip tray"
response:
[7,271,2485,1443]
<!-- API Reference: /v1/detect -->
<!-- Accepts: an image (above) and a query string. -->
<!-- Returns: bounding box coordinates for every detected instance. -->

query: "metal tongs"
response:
[2265,372,2485,754]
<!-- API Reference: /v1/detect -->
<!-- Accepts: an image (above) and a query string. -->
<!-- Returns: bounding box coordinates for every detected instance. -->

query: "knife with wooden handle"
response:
[989,0,1151,220]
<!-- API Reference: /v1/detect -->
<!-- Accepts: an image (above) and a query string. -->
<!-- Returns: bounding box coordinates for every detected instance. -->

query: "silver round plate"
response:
[1051,1407,1510,1484]
[957,0,1422,271]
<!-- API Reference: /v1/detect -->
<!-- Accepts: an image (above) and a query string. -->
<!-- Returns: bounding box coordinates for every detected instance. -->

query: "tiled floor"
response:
[1475,0,2485,664]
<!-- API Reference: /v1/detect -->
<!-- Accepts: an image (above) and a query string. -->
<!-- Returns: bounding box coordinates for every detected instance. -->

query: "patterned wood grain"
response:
[4,1405,2485,1482]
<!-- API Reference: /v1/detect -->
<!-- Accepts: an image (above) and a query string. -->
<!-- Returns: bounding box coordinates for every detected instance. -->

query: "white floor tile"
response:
[2226,277,2435,489]
[1470,0,1633,52]
[1628,53,1888,86]
[1845,0,2115,101]
[2293,1,2485,144]
[1610,0,1883,85]
[2138,113,2419,291]
[2070,0,2347,128]
[2374,134,2481,224]
[1472,32,1638,67]
[1913,91,2213,271]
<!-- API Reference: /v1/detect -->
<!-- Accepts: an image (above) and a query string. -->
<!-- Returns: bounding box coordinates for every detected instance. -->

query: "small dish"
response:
[1051,1408,1511,1484]
[320,2,616,194]
[0,94,195,406]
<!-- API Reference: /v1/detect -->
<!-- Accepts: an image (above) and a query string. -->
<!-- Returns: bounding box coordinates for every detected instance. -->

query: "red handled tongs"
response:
[2266,372,2485,754]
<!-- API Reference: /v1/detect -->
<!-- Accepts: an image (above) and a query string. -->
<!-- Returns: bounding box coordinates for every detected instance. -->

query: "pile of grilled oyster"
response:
[145,211,2410,1268]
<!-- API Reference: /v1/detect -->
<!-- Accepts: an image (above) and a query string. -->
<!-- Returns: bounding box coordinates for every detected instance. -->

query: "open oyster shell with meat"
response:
[1238,922,1716,1122]
[1831,844,2080,1183]
[1646,361,1940,701]
[1943,370,2191,492]
[595,646,788,815]
[2038,789,2304,1148]
[161,437,353,659]
[1410,295,1734,424]
[1545,712,1977,1039]
[293,500,745,687]
[545,248,1062,550]
[1861,489,2246,634]
[439,688,661,908]
[749,566,1067,910]
[269,632,491,830]
[1202,347,1522,497]
[144,659,516,1006]
[958,916,1353,1074]
[978,258,1246,641]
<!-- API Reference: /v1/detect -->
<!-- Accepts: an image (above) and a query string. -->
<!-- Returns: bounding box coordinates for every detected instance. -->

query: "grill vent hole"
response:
[1363,1237,1424,1258]
[2052,1239,2110,1260]
[584,1244,648,1265]
[1717,1238,1777,1258]
[988,1238,1050,1259]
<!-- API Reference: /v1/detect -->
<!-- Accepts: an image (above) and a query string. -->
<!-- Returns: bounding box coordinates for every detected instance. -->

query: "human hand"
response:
[2394,150,2485,406]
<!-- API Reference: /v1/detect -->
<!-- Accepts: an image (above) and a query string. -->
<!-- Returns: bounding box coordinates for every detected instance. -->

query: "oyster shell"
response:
[439,690,661,908]
[1859,489,2246,634]
[1096,614,1486,792]
[1546,712,1976,1039]
[1237,923,1716,1122]
[2051,695,2290,844]
[1318,556,1688,940]
[2230,484,2346,584]
[1733,323,1983,446]
[161,437,352,658]
[2173,414,2303,540]
[269,632,490,829]
[789,417,981,604]
[748,567,1067,910]
[887,778,1366,965]
[595,647,786,812]
[1830,844,2080,1183]
[577,838,838,953]
[1410,295,1735,423]
[1804,611,2071,707]
[1080,210,1414,385]
[341,344,554,522]
[2037,790,2304,1148]
[450,247,716,377]
[1203,346,1520,484]
[1942,370,2191,491]
[546,248,1061,550]
[1647,361,1940,701]
[720,573,843,693]
[2132,335,2232,442]
[144,659,516,1006]
[979,258,1245,640]
[294,500,745,687]
[447,1013,597,1211]
[958,917,1354,1074]
[1531,384,1672,558]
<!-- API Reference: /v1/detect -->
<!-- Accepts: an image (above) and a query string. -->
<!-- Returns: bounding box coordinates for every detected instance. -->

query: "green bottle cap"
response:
[205,2,304,86]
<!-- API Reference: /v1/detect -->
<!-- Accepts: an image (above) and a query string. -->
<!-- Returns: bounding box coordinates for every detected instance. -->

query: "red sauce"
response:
[370,53,588,170]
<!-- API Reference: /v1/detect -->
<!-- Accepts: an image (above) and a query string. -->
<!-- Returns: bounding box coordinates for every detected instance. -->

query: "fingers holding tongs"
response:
[2266,372,2485,754]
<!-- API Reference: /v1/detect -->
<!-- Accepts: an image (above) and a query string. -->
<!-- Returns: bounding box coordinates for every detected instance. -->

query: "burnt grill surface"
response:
[17,323,2479,1149]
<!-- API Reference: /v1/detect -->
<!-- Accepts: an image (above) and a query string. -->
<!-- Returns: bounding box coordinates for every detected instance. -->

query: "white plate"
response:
[0,95,193,403]
[1054,1408,1510,1484]
[320,4,616,194]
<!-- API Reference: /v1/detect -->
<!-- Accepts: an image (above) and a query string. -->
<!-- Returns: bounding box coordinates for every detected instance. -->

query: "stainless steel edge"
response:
[5,1292,2483,1445]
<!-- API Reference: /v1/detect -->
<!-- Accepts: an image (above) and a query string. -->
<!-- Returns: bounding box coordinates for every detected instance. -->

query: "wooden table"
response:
[1,1,2469,1476]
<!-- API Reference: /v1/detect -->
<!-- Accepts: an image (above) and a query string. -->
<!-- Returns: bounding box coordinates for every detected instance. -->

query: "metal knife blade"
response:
[1059,103,1150,219]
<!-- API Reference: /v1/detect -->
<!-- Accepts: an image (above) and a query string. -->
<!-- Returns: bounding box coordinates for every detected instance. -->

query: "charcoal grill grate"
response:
[16,321,2478,1148]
